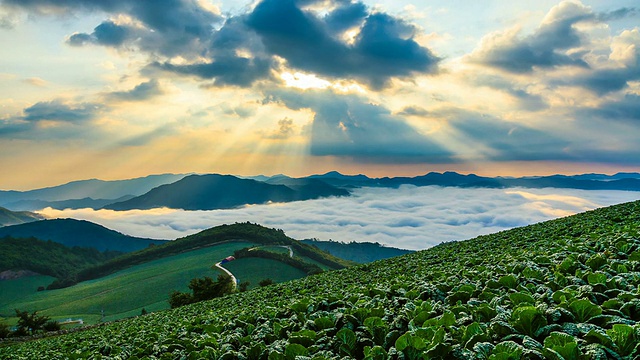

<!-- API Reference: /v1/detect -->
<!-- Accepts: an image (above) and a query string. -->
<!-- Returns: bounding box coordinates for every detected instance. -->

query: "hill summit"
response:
[105,174,349,211]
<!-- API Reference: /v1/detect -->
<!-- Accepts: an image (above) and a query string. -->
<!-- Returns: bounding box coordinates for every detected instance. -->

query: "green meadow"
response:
[0,241,254,324]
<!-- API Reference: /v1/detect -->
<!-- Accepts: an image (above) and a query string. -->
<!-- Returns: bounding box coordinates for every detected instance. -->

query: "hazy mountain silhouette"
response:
[0,218,166,252]
[0,207,44,227]
[306,171,640,191]
[104,174,348,211]
[3,195,135,212]
[0,174,187,208]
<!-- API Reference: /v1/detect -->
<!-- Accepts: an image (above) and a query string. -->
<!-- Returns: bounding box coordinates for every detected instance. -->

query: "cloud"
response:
[469,1,593,73]
[0,12,17,29]
[578,94,640,123]
[596,7,638,22]
[22,99,102,122]
[246,0,440,88]
[38,186,640,250]
[150,56,274,88]
[23,77,48,87]
[267,89,452,162]
[8,0,223,58]
[469,74,548,111]
[397,106,430,117]
[569,28,640,95]
[264,118,296,140]
[7,0,440,89]
[324,1,367,34]
[106,79,164,102]
[68,20,132,47]
[0,99,103,139]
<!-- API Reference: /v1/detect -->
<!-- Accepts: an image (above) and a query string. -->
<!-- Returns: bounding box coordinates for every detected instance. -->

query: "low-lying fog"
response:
[39,186,640,250]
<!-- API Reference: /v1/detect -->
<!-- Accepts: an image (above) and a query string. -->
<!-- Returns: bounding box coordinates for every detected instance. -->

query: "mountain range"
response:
[104,174,350,211]
[0,174,187,209]
[1,171,639,213]
[308,170,640,190]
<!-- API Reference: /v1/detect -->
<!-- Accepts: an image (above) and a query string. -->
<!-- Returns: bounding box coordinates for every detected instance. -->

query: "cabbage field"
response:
[2,200,640,359]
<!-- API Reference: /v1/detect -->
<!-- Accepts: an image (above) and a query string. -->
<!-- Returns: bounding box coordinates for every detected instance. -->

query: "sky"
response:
[1,0,639,190]
[39,186,640,250]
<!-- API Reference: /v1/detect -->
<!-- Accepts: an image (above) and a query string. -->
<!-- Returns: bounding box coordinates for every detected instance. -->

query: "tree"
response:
[0,322,9,339]
[169,290,193,309]
[239,281,250,292]
[15,309,50,335]
[169,274,235,309]
[43,320,61,332]
[259,278,274,287]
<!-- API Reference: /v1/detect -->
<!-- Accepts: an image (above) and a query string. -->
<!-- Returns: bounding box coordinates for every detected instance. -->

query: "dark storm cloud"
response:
[3,0,222,33]
[0,100,104,139]
[6,0,223,57]
[266,89,452,162]
[471,2,592,73]
[324,1,367,33]
[570,66,640,95]
[151,56,274,88]
[23,100,101,122]
[0,121,30,136]
[579,94,640,122]
[68,20,133,47]
[4,0,441,89]
[106,80,164,102]
[246,0,440,88]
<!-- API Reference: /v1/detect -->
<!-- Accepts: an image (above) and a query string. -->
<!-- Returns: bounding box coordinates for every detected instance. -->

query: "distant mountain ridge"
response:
[305,171,640,191]
[0,173,187,208]
[0,219,167,252]
[105,174,349,211]
[1,171,639,213]
[0,207,43,227]
[3,195,135,212]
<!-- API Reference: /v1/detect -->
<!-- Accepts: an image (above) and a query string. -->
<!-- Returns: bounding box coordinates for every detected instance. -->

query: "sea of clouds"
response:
[38,186,640,250]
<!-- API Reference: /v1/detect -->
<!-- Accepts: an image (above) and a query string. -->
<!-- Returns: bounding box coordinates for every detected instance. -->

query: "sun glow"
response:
[280,72,331,90]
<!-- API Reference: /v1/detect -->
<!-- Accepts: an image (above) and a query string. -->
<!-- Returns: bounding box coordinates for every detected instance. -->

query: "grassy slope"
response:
[6,201,640,358]
[0,275,55,325]
[77,222,351,283]
[0,223,348,328]
[0,241,254,325]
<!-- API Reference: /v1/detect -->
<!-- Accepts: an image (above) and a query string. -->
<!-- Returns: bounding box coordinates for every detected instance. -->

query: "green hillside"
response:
[75,222,352,283]
[4,200,640,358]
[0,242,254,325]
[0,223,348,329]
[0,219,166,253]
[0,236,121,289]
